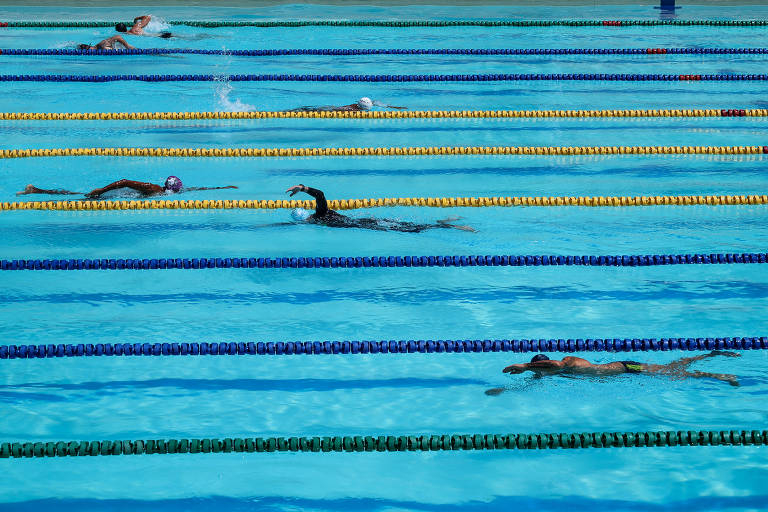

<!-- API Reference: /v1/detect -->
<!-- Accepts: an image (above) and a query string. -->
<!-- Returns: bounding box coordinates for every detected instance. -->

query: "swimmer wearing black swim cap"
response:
[285,184,475,232]
[484,351,742,395]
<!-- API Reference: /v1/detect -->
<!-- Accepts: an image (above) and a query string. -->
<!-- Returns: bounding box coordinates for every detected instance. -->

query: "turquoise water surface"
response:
[1,3,767,511]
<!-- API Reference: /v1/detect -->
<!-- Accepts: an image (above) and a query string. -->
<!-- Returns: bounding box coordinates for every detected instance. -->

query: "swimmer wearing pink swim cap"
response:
[286,97,408,112]
[17,177,237,198]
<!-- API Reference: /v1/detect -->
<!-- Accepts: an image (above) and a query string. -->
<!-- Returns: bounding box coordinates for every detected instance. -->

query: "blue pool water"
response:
[1,3,768,511]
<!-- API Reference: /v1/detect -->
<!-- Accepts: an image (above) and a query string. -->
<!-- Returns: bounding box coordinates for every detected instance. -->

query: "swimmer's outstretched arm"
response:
[133,15,151,28]
[502,360,566,374]
[16,184,81,196]
[286,184,329,216]
[85,179,163,198]
[184,185,238,192]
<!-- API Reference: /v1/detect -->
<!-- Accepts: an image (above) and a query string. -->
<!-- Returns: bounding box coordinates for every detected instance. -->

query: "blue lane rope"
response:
[1,253,766,271]
[0,73,765,82]
[1,336,766,359]
[3,48,768,56]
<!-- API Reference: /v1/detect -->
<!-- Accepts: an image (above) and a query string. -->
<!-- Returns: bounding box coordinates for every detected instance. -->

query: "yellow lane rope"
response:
[0,145,765,159]
[0,109,765,121]
[4,194,767,212]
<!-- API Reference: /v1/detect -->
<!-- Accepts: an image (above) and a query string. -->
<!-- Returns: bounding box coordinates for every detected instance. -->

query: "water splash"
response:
[144,15,171,33]
[214,79,255,112]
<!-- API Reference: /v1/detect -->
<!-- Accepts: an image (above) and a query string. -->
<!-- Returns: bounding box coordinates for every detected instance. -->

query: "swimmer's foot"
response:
[709,350,741,358]
[437,217,476,232]
[484,387,506,396]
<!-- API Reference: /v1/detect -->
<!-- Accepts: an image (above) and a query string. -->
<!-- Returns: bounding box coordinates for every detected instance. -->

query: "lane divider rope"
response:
[3,20,768,27]
[4,47,768,56]
[1,252,766,271]
[5,194,768,212]
[0,145,765,159]
[2,429,765,459]
[1,73,767,82]
[0,108,763,120]
[2,336,765,359]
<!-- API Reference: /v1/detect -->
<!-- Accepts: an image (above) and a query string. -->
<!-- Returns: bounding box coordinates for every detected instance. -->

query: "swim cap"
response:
[357,97,373,110]
[530,354,550,363]
[291,208,311,222]
[160,31,173,39]
[164,176,183,193]
[115,23,127,32]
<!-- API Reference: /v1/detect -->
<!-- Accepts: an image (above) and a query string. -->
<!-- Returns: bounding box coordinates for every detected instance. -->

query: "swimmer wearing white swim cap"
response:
[285,97,407,112]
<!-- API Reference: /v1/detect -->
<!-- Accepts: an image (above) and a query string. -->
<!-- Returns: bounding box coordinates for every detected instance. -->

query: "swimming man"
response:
[17,177,237,199]
[116,15,172,38]
[486,351,741,394]
[78,35,135,51]
[286,184,474,232]
[287,97,407,113]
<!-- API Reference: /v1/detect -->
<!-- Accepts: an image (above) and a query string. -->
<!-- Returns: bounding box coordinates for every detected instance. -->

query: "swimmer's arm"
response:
[111,35,135,49]
[133,15,151,28]
[287,184,328,216]
[85,179,162,198]
[184,185,238,192]
[502,360,566,374]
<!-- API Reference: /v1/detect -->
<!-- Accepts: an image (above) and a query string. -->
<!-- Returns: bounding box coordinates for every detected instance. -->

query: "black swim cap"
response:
[115,23,127,32]
[530,354,550,363]
[160,31,173,38]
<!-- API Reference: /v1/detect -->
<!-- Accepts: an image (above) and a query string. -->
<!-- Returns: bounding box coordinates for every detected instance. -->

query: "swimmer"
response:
[286,184,475,232]
[116,15,172,38]
[78,35,135,51]
[287,97,407,113]
[17,177,237,199]
[485,351,742,395]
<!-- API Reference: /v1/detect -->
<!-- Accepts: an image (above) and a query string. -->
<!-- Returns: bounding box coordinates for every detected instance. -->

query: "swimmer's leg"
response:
[668,350,741,368]
[684,370,740,387]
[16,184,81,196]
[484,387,506,396]
[436,217,476,232]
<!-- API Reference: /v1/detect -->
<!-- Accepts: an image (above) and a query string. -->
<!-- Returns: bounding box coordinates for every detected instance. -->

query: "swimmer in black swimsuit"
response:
[485,351,741,394]
[286,184,475,232]
[78,35,135,51]
[286,97,407,113]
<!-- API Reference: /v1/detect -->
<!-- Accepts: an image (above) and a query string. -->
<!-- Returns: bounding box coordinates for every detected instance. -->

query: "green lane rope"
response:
[1,429,764,458]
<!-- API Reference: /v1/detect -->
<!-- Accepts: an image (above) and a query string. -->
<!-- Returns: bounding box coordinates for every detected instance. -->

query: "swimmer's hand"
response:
[502,364,527,374]
[85,188,104,199]
[286,184,306,196]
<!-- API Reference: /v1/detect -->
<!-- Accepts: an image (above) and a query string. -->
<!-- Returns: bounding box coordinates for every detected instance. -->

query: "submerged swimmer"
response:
[485,351,741,395]
[286,184,474,232]
[116,15,172,38]
[78,35,135,51]
[287,97,407,113]
[17,177,237,199]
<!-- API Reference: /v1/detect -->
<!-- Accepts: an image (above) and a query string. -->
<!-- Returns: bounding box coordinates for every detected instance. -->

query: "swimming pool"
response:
[1,2,768,511]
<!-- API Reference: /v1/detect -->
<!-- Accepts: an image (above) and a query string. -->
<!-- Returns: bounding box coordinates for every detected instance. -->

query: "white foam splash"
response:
[215,79,255,112]
[144,15,171,33]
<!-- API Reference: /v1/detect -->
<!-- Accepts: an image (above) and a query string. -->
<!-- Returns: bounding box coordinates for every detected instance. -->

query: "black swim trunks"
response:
[619,361,645,374]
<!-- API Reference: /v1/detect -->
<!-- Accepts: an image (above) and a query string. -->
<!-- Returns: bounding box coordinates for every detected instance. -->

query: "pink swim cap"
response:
[164,176,183,192]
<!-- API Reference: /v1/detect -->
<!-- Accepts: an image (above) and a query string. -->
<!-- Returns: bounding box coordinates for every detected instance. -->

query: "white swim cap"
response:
[357,97,373,110]
[291,207,310,222]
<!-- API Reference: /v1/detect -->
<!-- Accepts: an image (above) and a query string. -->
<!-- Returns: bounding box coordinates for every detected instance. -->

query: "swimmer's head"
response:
[291,207,311,222]
[530,354,550,363]
[163,176,183,193]
[115,23,128,32]
[357,97,373,110]
[78,44,94,50]
[160,31,173,39]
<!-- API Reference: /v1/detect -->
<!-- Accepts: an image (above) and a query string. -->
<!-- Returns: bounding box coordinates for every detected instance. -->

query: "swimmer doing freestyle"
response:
[485,350,741,395]
[287,97,406,113]
[287,184,475,232]
[78,35,135,51]
[17,177,237,199]
[116,15,172,38]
